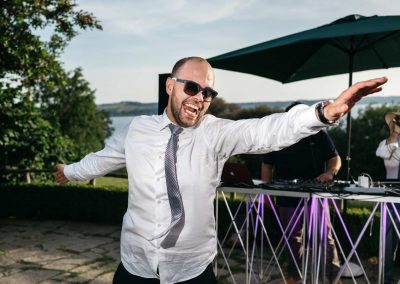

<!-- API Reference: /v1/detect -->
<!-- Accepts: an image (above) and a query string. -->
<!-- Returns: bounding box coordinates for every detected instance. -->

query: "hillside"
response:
[98,101,158,116]
[98,95,400,117]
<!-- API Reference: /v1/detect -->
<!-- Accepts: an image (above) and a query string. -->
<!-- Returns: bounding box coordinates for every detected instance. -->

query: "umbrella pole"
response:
[345,81,352,182]
[343,51,354,215]
[345,51,354,182]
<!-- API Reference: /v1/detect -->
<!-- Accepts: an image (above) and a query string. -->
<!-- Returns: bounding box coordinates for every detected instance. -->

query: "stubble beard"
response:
[171,94,206,128]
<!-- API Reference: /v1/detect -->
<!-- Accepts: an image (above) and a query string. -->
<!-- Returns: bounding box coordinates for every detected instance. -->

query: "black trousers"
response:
[113,262,217,284]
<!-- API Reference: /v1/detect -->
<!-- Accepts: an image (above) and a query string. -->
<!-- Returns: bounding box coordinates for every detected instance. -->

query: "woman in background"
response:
[376,111,400,284]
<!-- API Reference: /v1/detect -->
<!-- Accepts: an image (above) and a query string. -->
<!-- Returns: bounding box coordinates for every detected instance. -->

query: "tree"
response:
[0,1,107,181]
[39,68,113,158]
[328,104,399,180]
[0,0,101,88]
[207,97,241,118]
[0,87,74,182]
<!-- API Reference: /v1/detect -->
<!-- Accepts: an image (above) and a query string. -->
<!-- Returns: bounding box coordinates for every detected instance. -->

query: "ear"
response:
[166,77,174,96]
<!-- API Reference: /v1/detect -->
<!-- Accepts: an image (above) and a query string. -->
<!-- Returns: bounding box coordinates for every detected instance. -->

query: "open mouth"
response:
[183,103,200,118]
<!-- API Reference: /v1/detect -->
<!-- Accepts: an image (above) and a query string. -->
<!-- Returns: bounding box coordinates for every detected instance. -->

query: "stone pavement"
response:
[0,218,398,284]
[0,218,120,284]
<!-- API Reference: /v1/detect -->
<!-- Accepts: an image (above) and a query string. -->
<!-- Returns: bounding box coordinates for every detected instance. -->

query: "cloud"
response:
[78,0,257,36]
[68,0,400,104]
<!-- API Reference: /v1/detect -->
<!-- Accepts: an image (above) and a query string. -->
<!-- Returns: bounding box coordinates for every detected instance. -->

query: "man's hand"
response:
[324,77,388,122]
[55,164,69,184]
[315,172,334,182]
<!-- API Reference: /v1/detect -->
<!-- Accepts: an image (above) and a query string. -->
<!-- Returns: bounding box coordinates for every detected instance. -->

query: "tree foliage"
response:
[208,97,282,120]
[329,104,399,181]
[39,67,113,158]
[0,1,109,181]
[1,0,101,86]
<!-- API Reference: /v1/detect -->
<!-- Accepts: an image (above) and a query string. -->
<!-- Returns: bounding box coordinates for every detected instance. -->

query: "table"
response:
[215,184,400,284]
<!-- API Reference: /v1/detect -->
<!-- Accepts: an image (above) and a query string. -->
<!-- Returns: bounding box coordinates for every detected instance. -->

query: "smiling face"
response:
[165,58,215,127]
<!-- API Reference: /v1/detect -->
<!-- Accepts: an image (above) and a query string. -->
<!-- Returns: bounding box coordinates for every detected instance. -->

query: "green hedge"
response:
[0,184,128,223]
[0,184,380,256]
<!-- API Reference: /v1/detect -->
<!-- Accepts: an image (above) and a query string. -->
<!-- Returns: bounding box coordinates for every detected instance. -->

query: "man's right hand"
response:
[55,164,69,184]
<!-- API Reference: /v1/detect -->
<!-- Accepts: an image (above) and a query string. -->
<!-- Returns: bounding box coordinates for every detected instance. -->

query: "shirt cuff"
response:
[63,164,78,182]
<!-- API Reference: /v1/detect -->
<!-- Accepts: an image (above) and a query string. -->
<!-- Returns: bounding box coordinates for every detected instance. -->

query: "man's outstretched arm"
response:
[55,123,129,184]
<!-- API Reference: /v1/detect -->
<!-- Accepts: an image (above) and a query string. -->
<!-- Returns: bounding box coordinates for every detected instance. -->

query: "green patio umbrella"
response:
[208,14,400,179]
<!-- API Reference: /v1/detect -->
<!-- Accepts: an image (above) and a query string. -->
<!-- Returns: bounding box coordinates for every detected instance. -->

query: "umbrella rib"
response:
[282,42,326,83]
[364,38,389,69]
[358,30,400,70]
[358,31,400,52]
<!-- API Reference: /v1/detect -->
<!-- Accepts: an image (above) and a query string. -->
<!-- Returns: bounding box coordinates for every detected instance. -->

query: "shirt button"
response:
[156,177,160,181]
[158,155,162,159]
[157,200,161,204]
[157,223,161,227]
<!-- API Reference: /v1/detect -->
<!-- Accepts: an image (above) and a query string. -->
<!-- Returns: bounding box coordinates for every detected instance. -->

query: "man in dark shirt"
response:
[261,102,342,284]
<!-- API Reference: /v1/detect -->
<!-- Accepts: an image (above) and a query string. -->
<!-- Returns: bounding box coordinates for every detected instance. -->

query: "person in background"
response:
[261,102,342,284]
[55,56,386,284]
[376,111,400,284]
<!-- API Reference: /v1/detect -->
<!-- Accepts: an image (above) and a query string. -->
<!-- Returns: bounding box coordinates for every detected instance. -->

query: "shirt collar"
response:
[159,110,172,131]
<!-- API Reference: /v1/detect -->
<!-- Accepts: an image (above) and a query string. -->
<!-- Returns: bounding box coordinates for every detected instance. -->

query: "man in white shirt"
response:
[55,56,387,284]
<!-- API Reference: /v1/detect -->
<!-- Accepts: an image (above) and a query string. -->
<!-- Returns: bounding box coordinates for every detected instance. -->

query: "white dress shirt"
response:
[64,104,325,284]
[376,139,400,179]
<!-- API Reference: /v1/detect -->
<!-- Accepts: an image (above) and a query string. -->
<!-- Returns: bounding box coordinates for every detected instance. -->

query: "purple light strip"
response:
[262,194,303,278]
[389,202,400,240]
[251,197,286,280]
[307,197,317,241]
[219,192,259,281]
[332,200,379,283]
[330,198,370,283]
[379,203,387,283]
[315,199,327,282]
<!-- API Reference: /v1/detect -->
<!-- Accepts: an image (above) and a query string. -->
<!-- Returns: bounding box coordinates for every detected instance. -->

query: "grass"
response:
[66,176,128,191]
[93,177,128,190]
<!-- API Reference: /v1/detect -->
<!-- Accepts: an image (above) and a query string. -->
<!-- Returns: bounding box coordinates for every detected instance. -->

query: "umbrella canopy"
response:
[208,14,400,180]
[208,14,400,84]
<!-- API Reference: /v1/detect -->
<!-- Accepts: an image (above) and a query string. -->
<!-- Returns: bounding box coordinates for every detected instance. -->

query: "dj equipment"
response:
[258,179,400,196]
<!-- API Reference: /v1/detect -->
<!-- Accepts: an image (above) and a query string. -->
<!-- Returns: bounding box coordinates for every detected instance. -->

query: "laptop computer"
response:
[221,162,255,187]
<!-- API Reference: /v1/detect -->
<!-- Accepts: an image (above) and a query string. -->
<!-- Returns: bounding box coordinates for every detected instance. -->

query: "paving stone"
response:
[90,271,114,283]
[40,258,77,271]
[0,268,60,284]
[69,263,106,280]
[61,222,118,237]
[68,237,111,253]
[0,255,14,266]
[90,247,107,254]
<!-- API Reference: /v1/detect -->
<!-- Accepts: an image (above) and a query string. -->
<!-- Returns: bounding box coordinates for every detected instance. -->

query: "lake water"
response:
[110,116,136,134]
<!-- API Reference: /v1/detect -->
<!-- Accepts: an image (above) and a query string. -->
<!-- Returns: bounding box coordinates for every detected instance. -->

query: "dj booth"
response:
[215,180,400,284]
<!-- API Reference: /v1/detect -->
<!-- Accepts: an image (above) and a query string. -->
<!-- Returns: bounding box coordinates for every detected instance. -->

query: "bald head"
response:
[171,56,214,84]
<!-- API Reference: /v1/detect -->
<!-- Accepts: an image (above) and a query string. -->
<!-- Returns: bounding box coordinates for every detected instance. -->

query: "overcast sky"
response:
[60,0,400,104]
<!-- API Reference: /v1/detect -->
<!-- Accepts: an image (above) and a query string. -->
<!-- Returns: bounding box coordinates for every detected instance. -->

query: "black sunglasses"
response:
[172,77,218,101]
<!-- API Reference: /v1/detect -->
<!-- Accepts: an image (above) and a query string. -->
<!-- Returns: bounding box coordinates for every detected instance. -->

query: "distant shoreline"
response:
[100,95,400,117]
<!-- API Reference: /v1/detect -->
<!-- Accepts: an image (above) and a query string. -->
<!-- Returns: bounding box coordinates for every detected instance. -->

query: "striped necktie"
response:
[157,123,185,248]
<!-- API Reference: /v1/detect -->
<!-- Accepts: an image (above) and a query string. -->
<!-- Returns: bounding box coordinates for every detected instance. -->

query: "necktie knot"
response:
[168,123,183,136]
